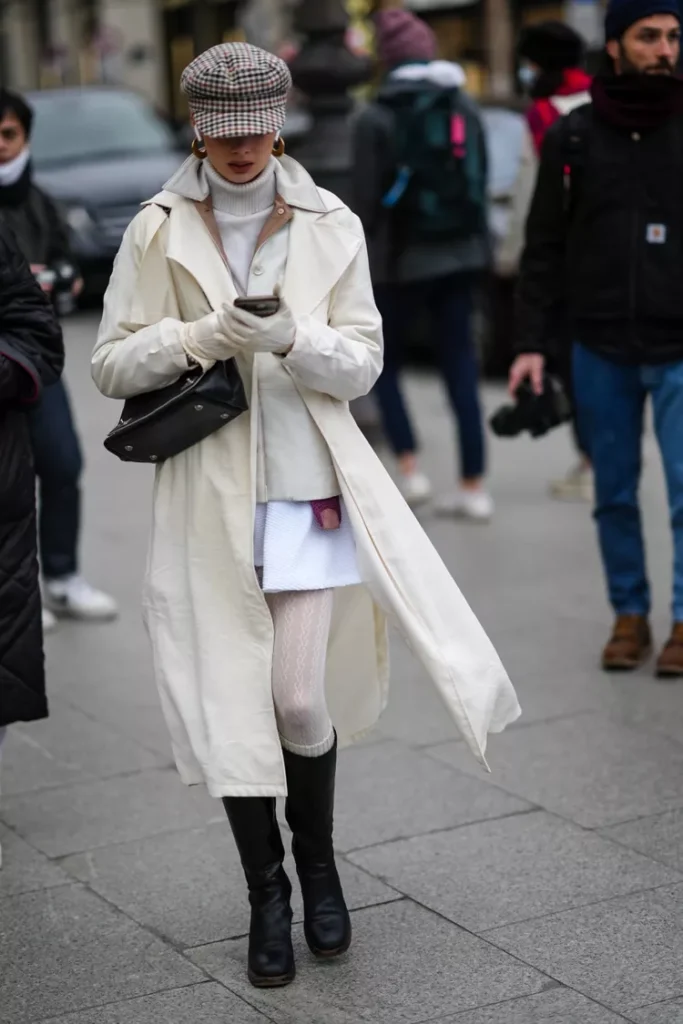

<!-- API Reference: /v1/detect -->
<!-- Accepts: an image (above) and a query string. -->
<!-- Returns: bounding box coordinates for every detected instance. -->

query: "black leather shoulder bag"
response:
[104,358,247,463]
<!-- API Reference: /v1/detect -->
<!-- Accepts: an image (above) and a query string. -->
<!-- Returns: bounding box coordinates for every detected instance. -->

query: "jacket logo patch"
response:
[646,224,667,244]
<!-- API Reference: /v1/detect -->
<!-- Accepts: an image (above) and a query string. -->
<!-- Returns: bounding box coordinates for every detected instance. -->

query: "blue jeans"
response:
[28,380,83,580]
[573,344,683,621]
[373,274,485,480]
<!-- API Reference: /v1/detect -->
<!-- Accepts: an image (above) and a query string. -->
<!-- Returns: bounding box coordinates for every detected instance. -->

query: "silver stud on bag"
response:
[194,404,204,411]
[149,455,158,462]
[124,445,133,452]
[220,413,230,420]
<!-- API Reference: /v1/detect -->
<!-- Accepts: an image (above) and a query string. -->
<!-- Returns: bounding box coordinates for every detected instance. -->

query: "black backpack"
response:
[378,86,487,241]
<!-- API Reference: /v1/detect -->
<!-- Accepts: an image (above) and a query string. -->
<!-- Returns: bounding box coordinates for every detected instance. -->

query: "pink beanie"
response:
[374,9,437,68]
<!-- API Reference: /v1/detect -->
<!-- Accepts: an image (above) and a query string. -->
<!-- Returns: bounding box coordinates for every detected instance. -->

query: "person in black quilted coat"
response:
[0,223,63,742]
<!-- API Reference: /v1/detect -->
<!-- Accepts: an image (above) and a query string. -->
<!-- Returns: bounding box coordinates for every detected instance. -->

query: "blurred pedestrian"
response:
[498,22,593,502]
[352,9,493,520]
[93,43,518,989]
[0,223,64,868]
[511,1,683,675]
[0,89,117,630]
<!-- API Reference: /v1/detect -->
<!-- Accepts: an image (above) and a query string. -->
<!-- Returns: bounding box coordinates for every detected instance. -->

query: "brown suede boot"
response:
[656,623,683,679]
[602,615,652,671]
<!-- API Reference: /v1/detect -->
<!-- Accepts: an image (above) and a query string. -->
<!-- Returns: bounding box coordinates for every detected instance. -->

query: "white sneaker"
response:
[436,489,494,523]
[44,575,119,622]
[42,606,58,634]
[399,471,433,508]
[549,462,594,503]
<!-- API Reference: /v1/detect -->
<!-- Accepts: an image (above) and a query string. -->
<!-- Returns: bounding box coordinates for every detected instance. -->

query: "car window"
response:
[481,108,525,197]
[29,91,176,168]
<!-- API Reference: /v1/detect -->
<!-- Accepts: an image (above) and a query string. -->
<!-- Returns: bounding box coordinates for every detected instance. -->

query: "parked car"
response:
[27,87,184,295]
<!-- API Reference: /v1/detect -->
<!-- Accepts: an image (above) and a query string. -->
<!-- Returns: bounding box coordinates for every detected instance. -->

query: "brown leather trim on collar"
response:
[254,193,293,252]
[192,193,292,277]
[193,196,230,269]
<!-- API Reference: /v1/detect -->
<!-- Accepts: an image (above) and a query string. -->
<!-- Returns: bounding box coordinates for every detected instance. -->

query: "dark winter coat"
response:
[0,163,73,270]
[0,224,64,728]
[517,102,683,363]
[351,62,490,286]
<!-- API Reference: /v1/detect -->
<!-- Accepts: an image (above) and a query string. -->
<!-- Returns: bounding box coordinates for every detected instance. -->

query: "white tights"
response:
[266,589,335,758]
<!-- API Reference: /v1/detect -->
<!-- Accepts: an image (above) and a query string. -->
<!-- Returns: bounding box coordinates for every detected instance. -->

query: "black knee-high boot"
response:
[222,797,295,987]
[283,737,352,958]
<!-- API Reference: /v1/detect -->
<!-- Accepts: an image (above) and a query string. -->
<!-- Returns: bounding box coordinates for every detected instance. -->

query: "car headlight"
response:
[65,205,94,233]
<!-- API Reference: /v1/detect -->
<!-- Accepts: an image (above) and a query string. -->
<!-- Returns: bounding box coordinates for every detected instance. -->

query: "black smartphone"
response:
[234,295,280,318]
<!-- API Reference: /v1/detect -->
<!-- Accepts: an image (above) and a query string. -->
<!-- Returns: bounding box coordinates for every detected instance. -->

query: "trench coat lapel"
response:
[283,208,362,318]
[165,196,238,311]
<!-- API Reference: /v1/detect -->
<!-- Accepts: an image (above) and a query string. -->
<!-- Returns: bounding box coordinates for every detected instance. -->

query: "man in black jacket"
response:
[511,0,683,675]
[0,89,117,629]
[0,223,63,867]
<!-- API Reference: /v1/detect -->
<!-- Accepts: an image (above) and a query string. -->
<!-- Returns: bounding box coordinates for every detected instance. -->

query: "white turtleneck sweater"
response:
[205,159,277,295]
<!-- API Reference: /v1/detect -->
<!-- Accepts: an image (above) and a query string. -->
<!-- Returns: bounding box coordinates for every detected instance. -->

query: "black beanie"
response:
[518,21,586,71]
[605,0,680,40]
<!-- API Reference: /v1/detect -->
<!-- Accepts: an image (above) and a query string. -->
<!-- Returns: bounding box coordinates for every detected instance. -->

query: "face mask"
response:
[518,65,538,90]
[0,146,29,186]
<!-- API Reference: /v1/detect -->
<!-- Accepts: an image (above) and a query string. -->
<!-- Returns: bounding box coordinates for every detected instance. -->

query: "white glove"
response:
[223,297,296,355]
[182,308,236,367]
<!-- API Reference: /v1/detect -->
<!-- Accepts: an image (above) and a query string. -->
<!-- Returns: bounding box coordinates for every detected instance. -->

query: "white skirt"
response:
[254,500,361,593]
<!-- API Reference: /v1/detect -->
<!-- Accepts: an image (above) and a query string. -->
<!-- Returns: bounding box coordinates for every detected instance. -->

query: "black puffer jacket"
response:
[0,225,63,728]
[517,103,683,363]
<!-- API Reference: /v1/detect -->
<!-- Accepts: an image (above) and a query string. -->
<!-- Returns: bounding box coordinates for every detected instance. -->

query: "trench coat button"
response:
[632,132,641,141]
[277,207,285,215]
[253,265,264,276]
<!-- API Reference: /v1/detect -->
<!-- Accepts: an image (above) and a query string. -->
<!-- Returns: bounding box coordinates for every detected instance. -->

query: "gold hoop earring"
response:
[191,137,207,160]
[272,136,285,158]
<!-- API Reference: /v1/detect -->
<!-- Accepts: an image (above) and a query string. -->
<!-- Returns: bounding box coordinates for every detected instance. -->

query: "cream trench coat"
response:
[93,154,521,798]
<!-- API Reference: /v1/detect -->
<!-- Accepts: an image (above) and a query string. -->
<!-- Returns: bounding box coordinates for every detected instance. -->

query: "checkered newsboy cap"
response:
[181,42,292,138]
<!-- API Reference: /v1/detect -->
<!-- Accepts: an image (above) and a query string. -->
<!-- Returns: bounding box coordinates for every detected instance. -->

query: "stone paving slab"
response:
[630,999,683,1022]
[38,984,271,1024]
[0,700,164,797]
[433,987,629,1022]
[349,810,680,934]
[61,822,400,948]
[0,884,203,1024]
[429,712,683,829]
[0,768,219,858]
[602,810,683,874]
[188,900,546,1024]
[0,823,70,900]
[375,639,462,747]
[330,739,531,852]
[484,884,683,1014]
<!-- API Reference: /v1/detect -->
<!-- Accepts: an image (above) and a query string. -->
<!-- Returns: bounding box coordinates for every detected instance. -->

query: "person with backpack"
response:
[510,0,683,676]
[498,22,593,503]
[352,9,492,519]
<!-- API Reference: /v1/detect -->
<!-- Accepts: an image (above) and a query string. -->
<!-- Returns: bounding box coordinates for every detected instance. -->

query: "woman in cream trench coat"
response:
[93,43,520,990]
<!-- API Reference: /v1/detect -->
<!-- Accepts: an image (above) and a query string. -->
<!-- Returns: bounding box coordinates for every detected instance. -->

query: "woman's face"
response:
[202,132,277,184]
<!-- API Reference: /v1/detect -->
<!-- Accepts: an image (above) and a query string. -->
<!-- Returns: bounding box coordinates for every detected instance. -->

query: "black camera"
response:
[490,374,572,439]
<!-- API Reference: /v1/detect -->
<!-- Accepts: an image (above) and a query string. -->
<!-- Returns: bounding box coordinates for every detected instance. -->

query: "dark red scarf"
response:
[591,73,683,133]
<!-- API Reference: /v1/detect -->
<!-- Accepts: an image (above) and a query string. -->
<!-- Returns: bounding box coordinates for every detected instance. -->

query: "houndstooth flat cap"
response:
[181,42,291,138]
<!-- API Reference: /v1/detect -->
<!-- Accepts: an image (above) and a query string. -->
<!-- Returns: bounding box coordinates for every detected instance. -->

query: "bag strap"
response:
[560,108,590,218]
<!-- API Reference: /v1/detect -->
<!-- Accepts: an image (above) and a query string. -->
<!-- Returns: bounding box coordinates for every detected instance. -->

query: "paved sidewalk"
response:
[3,313,683,1022]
